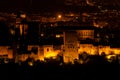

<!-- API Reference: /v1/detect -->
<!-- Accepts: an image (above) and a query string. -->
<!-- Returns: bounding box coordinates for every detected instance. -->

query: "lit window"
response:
[56,35,60,38]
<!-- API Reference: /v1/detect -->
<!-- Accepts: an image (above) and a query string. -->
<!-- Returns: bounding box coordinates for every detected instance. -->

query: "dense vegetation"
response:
[1,55,120,80]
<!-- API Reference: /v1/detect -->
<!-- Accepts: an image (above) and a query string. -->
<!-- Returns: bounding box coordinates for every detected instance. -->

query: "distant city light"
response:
[70,13,74,16]
[56,35,61,38]
[20,14,26,18]
[10,29,15,35]
[28,62,34,66]
[41,33,44,37]
[4,59,9,64]
[58,14,62,19]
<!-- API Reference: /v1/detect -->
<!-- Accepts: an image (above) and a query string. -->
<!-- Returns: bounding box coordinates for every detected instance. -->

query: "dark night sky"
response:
[0,0,64,11]
[0,0,62,8]
[0,0,120,7]
[0,0,120,12]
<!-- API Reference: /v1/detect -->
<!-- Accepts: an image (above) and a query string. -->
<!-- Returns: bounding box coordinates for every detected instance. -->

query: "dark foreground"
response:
[1,57,120,80]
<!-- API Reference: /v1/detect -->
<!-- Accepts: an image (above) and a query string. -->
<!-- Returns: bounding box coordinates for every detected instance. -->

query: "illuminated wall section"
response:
[0,46,13,59]
[19,24,28,35]
[110,48,120,55]
[43,45,56,58]
[63,31,79,63]
[38,46,44,61]
[8,49,13,59]
[78,45,111,55]
[18,54,29,62]
[78,44,96,55]
[28,45,44,61]
[76,30,94,40]
[98,45,110,55]
[27,45,60,61]
[0,46,9,55]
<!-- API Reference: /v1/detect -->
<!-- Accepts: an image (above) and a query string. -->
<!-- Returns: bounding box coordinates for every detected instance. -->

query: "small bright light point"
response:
[4,60,9,64]
[28,62,33,66]
[59,63,63,66]
[41,33,44,36]
[10,29,15,35]
[58,15,62,18]
[70,13,74,16]
[56,35,60,38]
[20,14,26,18]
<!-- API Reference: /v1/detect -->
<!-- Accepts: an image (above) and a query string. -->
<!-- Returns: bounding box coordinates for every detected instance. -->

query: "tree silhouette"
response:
[0,21,11,45]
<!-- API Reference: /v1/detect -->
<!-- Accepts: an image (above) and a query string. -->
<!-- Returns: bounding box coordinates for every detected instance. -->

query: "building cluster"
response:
[0,3,120,64]
[1,19,120,64]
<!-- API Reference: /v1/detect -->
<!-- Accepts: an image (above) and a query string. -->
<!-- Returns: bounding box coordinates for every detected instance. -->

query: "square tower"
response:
[63,30,79,63]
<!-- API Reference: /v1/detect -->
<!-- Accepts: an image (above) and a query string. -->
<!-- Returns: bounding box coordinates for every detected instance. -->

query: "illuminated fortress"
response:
[1,25,120,63]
